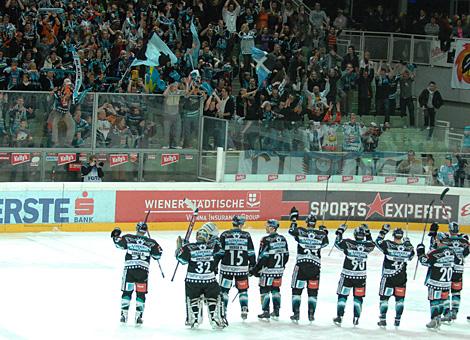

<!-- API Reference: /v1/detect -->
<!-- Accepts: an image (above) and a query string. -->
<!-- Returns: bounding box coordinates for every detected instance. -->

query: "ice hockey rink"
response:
[0,229,469,340]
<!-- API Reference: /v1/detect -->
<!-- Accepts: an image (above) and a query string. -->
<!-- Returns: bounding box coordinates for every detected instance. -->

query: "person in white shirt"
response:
[222,0,240,33]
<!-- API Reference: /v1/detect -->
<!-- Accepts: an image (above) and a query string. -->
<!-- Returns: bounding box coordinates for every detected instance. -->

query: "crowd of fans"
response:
[0,0,467,185]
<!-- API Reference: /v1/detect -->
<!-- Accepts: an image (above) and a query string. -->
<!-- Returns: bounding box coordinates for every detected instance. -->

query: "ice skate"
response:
[353,316,360,326]
[258,311,270,321]
[377,319,386,328]
[241,307,248,320]
[426,318,440,330]
[290,313,299,323]
[333,316,342,326]
[120,311,128,324]
[270,309,279,321]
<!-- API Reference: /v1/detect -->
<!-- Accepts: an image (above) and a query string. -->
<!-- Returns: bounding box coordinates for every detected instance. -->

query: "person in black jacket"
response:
[81,155,104,182]
[418,81,443,139]
[357,67,374,117]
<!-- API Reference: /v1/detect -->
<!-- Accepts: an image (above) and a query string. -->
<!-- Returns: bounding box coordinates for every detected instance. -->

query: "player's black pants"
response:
[336,276,366,318]
[185,281,220,324]
[121,268,148,317]
[291,263,320,317]
[443,272,463,318]
[378,275,407,321]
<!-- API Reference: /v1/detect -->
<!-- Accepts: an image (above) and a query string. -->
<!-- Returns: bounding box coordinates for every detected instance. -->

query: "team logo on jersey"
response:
[398,245,405,252]
[461,203,470,216]
[136,238,145,245]
[233,233,241,239]
[199,244,207,250]
[246,192,261,207]
[444,250,451,257]
[357,245,365,252]
[276,237,283,242]
[365,193,392,220]
[453,241,460,248]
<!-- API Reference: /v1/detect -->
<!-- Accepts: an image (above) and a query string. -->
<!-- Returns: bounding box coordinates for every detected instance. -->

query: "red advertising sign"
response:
[385,176,397,183]
[268,174,278,181]
[407,177,419,184]
[362,175,373,183]
[342,176,353,182]
[11,153,31,166]
[57,153,77,166]
[0,152,9,160]
[68,163,81,172]
[109,154,129,167]
[318,175,329,182]
[161,153,180,166]
[115,190,309,223]
[235,174,246,181]
[295,174,306,182]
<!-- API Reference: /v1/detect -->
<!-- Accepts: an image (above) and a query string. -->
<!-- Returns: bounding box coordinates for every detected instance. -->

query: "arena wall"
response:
[0,182,469,233]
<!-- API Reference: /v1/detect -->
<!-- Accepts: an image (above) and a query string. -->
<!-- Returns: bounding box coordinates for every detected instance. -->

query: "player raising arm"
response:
[111,222,163,325]
[333,224,375,327]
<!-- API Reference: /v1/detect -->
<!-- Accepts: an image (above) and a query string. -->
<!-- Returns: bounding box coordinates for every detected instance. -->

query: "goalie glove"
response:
[111,227,121,238]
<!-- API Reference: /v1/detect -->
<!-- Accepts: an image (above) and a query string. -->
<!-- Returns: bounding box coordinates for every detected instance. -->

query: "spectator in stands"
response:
[341,46,359,71]
[361,122,384,152]
[81,155,104,182]
[222,0,241,34]
[11,118,32,147]
[455,154,468,187]
[397,150,423,175]
[437,154,457,186]
[333,9,348,30]
[357,67,374,117]
[338,63,357,115]
[399,69,415,127]
[163,82,184,149]
[374,62,390,122]
[310,2,329,29]
[418,81,443,139]
[452,19,469,38]
[424,16,440,36]
[423,154,438,185]
[413,9,428,35]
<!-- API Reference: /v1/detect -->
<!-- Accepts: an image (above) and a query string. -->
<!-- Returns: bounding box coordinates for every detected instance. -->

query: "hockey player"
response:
[375,225,415,328]
[111,222,163,325]
[216,215,256,324]
[288,208,329,323]
[176,226,225,329]
[417,230,458,329]
[440,222,469,322]
[333,224,375,326]
[251,219,289,321]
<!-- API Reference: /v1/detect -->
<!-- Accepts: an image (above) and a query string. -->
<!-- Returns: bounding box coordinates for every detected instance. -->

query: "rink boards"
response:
[0,182,469,233]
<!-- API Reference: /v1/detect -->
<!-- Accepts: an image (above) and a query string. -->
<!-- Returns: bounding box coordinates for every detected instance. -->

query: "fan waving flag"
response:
[132,33,178,67]
[251,47,277,88]
[190,19,200,69]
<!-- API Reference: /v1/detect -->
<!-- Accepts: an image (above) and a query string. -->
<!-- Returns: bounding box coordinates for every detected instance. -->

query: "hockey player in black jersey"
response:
[375,225,414,328]
[216,215,256,323]
[288,208,329,323]
[176,227,225,329]
[439,222,469,322]
[333,224,375,326]
[111,222,163,325]
[251,219,289,321]
[417,230,458,329]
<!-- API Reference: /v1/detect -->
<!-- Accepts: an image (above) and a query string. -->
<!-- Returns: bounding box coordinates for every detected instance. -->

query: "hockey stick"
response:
[405,193,410,237]
[439,187,451,224]
[171,198,199,282]
[412,198,435,280]
[321,175,331,226]
[142,210,165,279]
[328,206,353,256]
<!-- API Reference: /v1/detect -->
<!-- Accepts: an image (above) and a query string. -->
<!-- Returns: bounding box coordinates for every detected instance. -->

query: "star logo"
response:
[365,193,393,220]
[398,245,405,252]
[357,245,365,252]
[136,239,145,245]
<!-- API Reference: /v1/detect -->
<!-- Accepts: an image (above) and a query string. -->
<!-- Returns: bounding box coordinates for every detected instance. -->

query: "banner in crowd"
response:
[0,190,115,224]
[451,39,470,89]
[115,189,455,225]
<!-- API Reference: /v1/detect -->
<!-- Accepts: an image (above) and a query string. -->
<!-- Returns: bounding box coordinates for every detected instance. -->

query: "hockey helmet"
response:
[449,221,459,234]
[136,222,148,234]
[435,232,448,244]
[232,215,246,227]
[201,222,218,237]
[266,219,280,230]
[305,212,317,227]
[392,228,404,239]
[196,228,210,243]
[354,226,365,241]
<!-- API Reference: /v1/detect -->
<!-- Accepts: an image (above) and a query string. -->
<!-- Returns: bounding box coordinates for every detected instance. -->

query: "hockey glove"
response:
[416,243,426,257]
[111,227,121,238]
[428,222,439,237]
[176,236,183,250]
[381,224,391,233]
[290,207,299,221]
[336,224,346,236]
[249,267,259,277]
[402,237,410,244]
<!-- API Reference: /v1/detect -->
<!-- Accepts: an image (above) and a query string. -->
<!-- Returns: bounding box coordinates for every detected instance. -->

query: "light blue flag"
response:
[201,82,213,96]
[251,47,271,88]
[190,19,200,69]
[131,33,178,67]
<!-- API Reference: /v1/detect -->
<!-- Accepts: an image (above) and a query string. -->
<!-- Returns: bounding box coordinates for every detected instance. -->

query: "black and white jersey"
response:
[113,234,162,271]
[217,228,256,275]
[375,235,414,278]
[335,234,375,279]
[444,233,469,274]
[419,245,458,290]
[288,223,329,267]
[176,241,220,283]
[253,232,289,278]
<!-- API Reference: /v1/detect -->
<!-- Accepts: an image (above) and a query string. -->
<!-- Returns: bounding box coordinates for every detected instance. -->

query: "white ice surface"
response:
[0,230,469,340]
